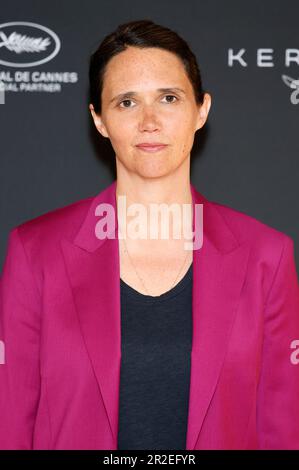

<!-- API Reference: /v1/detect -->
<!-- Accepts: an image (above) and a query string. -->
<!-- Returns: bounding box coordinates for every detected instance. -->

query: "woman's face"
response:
[90,46,211,179]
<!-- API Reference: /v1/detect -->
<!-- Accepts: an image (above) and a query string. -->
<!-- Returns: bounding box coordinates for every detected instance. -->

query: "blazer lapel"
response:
[61,180,251,450]
[186,189,251,449]
[61,181,121,446]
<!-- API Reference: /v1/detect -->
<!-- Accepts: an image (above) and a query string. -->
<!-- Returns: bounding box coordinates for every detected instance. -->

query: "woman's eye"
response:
[118,95,178,108]
[162,95,178,103]
[119,99,134,108]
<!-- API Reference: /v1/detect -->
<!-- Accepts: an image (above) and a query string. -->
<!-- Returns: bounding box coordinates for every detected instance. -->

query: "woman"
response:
[0,19,299,450]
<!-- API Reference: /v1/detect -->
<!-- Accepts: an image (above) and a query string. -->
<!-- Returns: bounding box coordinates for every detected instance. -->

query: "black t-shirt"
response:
[117,262,193,450]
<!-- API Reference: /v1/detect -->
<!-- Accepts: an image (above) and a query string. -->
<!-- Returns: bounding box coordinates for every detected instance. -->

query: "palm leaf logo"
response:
[281,74,299,104]
[0,30,51,53]
[282,74,299,89]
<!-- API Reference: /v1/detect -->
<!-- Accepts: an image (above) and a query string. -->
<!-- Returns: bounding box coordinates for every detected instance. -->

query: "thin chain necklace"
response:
[119,227,192,297]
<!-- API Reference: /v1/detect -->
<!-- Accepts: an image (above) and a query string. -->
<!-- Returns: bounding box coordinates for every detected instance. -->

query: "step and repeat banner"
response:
[0,0,298,269]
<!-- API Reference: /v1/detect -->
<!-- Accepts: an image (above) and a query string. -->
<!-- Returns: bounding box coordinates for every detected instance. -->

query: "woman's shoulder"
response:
[10,192,96,256]
[205,198,296,282]
[206,197,294,253]
[1,193,98,287]
[14,181,116,237]
[12,181,117,250]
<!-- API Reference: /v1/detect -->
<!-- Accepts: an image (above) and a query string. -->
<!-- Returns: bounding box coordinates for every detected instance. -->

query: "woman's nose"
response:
[138,106,161,132]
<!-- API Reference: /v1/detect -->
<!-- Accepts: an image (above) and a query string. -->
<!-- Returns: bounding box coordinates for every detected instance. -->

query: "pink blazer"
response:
[0,180,299,450]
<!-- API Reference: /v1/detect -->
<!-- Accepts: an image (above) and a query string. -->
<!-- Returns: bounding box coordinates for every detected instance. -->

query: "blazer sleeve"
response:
[257,234,299,449]
[0,227,42,449]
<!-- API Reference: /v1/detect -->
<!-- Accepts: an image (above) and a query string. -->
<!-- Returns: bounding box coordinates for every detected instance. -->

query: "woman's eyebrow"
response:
[109,87,186,104]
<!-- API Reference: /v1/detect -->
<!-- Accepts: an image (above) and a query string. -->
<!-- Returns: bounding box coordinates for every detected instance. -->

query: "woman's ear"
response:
[196,93,212,131]
[89,104,109,138]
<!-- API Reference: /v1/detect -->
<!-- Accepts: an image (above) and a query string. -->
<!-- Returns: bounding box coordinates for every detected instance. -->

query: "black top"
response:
[117,262,193,450]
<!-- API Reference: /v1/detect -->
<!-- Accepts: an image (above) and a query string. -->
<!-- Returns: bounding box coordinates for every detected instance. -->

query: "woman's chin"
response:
[135,166,173,179]
[133,158,175,178]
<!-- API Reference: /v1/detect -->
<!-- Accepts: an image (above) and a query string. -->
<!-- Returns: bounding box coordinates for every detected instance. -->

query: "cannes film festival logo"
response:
[282,75,299,105]
[0,21,61,67]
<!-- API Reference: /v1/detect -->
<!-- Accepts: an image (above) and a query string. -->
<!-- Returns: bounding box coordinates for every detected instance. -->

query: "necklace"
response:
[119,228,192,297]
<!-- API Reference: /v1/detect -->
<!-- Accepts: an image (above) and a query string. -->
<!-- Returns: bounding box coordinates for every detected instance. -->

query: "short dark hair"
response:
[89,19,205,115]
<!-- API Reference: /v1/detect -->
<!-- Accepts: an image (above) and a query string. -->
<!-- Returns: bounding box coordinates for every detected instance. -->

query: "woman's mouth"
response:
[136,144,168,153]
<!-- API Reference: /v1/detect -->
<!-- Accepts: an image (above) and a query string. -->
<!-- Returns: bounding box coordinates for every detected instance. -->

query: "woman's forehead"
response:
[104,47,185,78]
[103,52,190,95]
